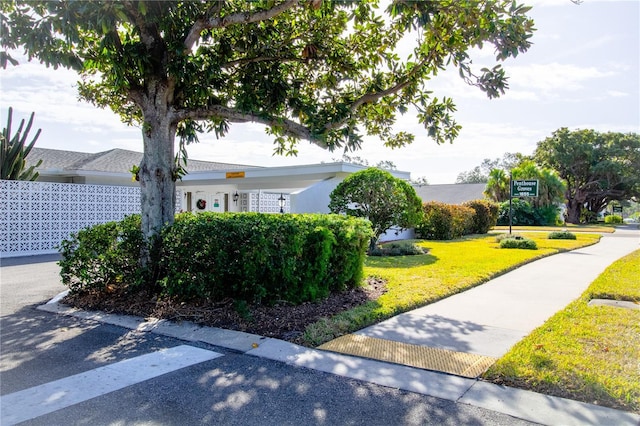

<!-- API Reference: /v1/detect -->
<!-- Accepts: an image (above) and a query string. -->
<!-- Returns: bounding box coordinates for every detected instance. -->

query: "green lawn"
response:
[483,249,640,413]
[301,232,602,346]
[493,224,615,233]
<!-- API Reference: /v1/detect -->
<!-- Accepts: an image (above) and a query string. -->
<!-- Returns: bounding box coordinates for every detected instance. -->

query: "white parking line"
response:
[0,345,222,425]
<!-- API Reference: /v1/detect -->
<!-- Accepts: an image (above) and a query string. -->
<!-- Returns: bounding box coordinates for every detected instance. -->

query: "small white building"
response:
[25,147,411,215]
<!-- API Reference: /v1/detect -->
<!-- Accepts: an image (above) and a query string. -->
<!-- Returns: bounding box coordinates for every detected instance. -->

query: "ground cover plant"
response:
[548,230,576,240]
[368,241,428,257]
[499,237,537,250]
[483,250,640,413]
[301,232,601,346]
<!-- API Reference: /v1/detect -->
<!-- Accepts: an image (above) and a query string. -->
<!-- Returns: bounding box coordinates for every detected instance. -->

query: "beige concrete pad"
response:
[319,334,497,378]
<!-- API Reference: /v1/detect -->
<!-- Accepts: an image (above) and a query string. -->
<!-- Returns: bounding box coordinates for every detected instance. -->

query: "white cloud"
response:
[509,62,616,92]
[605,90,629,98]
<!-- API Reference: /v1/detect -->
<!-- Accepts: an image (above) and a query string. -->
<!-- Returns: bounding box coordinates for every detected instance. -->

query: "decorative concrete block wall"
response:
[0,180,182,258]
[243,192,289,213]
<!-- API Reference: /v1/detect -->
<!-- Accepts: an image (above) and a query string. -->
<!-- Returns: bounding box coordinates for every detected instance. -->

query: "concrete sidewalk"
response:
[37,226,640,425]
[341,226,639,359]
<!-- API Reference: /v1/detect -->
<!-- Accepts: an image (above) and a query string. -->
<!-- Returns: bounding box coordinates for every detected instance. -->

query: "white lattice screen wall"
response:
[243,192,289,213]
[0,180,182,258]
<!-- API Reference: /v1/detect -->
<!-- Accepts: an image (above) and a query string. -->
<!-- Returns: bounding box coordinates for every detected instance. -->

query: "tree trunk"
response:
[138,108,177,257]
[566,199,581,224]
[369,236,378,253]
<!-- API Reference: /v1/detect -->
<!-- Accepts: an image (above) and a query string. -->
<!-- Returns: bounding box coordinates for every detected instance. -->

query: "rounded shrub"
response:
[548,231,577,240]
[499,237,537,250]
[604,215,623,224]
[369,241,428,256]
[463,199,500,234]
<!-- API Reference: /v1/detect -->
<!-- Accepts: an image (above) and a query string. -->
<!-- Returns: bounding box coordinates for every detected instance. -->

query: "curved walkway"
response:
[321,226,639,372]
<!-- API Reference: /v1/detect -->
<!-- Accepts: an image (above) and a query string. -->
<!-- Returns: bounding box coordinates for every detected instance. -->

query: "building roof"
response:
[413,183,487,204]
[26,147,256,174]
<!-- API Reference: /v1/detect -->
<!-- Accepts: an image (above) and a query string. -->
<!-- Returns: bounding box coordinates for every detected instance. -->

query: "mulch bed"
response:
[63,277,387,346]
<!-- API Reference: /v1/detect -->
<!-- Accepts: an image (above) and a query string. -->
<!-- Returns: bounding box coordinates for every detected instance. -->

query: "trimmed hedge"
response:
[416,199,498,241]
[59,214,145,293]
[463,199,500,234]
[59,213,372,305]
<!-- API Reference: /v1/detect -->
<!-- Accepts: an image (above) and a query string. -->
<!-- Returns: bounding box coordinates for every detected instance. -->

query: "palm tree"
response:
[484,168,510,202]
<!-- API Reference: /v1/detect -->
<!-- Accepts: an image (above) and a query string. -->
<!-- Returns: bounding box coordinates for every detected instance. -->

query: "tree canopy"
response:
[328,168,422,250]
[534,128,640,224]
[2,0,534,259]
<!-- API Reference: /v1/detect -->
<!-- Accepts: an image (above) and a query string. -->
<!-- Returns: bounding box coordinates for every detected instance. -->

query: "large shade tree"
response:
[2,0,534,263]
[535,128,640,224]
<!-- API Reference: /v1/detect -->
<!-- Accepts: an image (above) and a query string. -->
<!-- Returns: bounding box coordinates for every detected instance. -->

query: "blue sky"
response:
[1,0,638,183]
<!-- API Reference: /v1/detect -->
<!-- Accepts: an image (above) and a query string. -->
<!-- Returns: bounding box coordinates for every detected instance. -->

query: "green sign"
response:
[511,179,539,197]
[612,205,623,213]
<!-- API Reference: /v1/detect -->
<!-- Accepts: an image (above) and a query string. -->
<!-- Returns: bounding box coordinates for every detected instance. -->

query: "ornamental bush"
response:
[59,212,372,305]
[499,237,537,250]
[548,231,577,240]
[369,241,428,256]
[416,201,474,240]
[604,215,623,224]
[59,214,145,293]
[462,199,499,234]
[496,199,560,226]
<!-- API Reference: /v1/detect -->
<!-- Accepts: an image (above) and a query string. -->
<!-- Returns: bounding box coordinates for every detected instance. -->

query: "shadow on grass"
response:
[365,254,438,269]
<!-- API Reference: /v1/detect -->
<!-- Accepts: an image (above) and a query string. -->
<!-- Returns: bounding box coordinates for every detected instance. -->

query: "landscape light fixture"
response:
[278,193,285,214]
[233,191,239,205]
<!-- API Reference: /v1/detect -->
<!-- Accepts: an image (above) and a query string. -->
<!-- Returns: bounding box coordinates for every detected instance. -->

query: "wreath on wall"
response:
[196,199,207,210]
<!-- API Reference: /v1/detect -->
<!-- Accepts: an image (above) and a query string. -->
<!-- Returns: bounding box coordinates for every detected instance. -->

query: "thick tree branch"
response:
[323,58,429,132]
[184,0,300,51]
[175,105,326,147]
[121,1,156,48]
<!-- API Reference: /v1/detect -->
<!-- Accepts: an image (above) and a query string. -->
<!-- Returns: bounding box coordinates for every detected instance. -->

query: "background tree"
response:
[455,152,525,183]
[455,166,486,184]
[484,168,510,202]
[1,107,42,181]
[534,128,640,224]
[332,154,397,170]
[329,168,422,251]
[2,0,534,265]
[411,176,429,187]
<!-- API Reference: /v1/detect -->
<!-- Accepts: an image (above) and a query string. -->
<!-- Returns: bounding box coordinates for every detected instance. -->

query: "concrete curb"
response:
[38,294,640,426]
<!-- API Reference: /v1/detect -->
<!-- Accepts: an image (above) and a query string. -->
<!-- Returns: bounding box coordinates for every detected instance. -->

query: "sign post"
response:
[509,178,539,234]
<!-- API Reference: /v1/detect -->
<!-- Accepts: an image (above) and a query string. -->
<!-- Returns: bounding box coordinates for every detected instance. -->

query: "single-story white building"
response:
[25,147,411,215]
[2,148,490,258]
